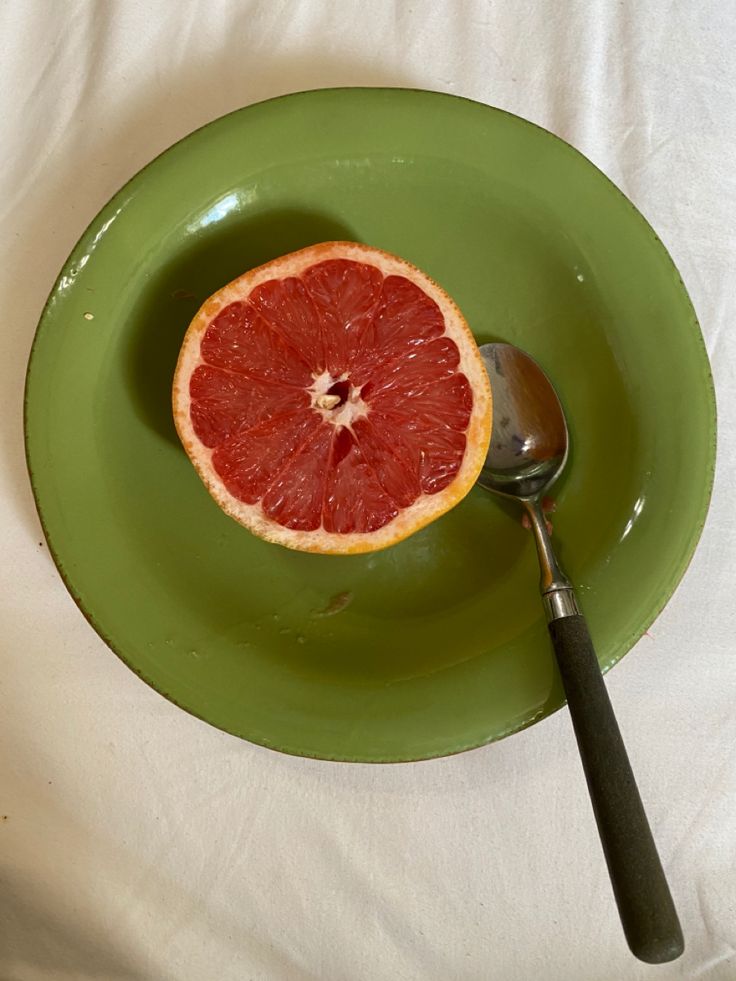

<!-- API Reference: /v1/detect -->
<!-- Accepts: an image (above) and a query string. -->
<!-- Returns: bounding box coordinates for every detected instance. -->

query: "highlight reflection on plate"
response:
[25,89,715,761]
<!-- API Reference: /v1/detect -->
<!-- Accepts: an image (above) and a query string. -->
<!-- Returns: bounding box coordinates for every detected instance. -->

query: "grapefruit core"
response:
[172,242,492,554]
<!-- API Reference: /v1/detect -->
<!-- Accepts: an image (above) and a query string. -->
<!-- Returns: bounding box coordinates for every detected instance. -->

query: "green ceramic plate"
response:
[25,89,715,762]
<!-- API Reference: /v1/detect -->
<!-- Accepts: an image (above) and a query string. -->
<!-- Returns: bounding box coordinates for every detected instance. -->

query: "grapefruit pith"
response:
[172,242,492,554]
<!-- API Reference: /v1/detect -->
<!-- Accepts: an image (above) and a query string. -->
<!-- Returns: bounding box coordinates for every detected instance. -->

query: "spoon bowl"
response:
[479,343,568,500]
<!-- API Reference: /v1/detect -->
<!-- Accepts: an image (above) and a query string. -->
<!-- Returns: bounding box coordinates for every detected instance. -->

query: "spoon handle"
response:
[548,612,684,963]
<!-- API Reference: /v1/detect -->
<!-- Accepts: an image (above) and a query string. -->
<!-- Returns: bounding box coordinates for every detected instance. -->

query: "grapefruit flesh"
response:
[173,242,492,554]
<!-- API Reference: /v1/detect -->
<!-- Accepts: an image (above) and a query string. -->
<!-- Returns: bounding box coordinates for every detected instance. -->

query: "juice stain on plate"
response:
[313,591,354,618]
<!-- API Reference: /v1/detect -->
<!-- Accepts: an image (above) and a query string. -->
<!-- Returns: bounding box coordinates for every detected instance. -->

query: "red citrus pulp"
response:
[173,242,492,553]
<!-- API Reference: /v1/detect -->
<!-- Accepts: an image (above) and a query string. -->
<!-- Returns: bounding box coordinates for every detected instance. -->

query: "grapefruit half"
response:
[172,242,492,554]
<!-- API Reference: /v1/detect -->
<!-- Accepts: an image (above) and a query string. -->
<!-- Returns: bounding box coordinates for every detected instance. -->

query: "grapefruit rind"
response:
[173,242,492,554]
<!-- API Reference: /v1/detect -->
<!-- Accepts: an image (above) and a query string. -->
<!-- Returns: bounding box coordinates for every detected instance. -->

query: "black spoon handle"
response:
[548,613,684,964]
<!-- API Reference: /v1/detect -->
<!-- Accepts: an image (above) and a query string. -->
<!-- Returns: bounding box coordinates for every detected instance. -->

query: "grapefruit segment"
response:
[201,301,312,387]
[261,425,332,531]
[372,373,474,431]
[350,275,445,385]
[212,410,321,505]
[248,277,324,372]
[367,408,468,496]
[351,417,421,508]
[189,365,308,448]
[173,242,492,554]
[302,259,383,377]
[323,427,400,534]
[360,336,461,401]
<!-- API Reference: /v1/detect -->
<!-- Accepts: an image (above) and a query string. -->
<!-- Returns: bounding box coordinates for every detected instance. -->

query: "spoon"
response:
[478,342,684,964]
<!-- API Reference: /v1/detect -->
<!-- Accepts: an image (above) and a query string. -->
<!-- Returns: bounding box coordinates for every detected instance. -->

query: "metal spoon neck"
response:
[523,498,580,620]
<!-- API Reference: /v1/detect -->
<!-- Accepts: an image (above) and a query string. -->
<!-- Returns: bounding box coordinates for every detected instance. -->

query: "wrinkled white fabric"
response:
[1,2,735,979]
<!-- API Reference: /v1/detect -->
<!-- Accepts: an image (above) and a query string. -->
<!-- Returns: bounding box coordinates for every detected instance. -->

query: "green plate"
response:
[25,89,715,762]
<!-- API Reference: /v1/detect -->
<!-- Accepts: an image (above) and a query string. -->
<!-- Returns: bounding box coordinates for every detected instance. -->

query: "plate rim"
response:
[24,86,717,762]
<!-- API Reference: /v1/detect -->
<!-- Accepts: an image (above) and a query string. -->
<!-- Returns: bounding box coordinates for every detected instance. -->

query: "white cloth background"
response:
[2,2,735,979]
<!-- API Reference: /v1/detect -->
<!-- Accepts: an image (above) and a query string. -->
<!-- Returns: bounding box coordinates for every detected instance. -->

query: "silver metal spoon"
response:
[478,342,683,964]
